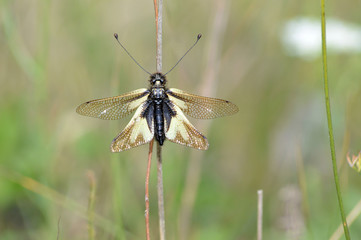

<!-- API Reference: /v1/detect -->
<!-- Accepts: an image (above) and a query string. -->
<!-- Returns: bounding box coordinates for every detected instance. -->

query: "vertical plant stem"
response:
[154,0,166,239]
[320,1,351,239]
[153,0,158,42]
[145,140,154,240]
[156,0,162,72]
[87,171,96,240]
[157,143,166,240]
[257,190,263,240]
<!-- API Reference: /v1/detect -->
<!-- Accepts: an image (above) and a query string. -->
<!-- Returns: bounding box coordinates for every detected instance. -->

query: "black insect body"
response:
[145,73,175,146]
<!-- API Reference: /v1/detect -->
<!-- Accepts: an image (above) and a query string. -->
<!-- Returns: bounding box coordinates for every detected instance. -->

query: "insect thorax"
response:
[151,88,165,99]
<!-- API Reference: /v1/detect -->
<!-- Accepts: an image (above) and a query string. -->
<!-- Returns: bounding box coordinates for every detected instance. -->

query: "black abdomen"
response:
[154,101,165,145]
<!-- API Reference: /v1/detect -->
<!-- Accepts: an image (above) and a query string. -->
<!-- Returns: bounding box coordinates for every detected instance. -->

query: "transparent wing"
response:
[165,104,208,150]
[111,102,154,152]
[167,88,238,119]
[76,88,149,120]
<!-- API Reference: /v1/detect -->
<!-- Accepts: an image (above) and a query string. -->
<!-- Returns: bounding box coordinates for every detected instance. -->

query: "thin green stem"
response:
[320,1,351,239]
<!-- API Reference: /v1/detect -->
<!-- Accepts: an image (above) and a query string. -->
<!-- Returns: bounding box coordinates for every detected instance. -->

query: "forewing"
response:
[111,102,154,152]
[76,88,149,120]
[167,88,238,119]
[165,104,208,150]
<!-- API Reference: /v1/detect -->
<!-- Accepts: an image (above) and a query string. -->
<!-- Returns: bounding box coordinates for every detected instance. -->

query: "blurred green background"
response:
[1,0,361,239]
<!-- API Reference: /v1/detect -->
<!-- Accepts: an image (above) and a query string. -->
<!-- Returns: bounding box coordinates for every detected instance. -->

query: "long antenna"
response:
[164,33,202,76]
[114,33,152,75]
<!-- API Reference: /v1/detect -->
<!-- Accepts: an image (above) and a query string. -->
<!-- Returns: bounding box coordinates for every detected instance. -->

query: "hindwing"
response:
[111,101,154,152]
[164,103,208,150]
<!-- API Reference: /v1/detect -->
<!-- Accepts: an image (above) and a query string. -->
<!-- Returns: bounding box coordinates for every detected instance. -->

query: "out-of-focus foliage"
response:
[347,152,361,174]
[1,0,361,239]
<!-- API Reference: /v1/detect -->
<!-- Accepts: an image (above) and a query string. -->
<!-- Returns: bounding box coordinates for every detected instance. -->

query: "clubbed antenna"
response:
[114,33,152,75]
[164,34,202,75]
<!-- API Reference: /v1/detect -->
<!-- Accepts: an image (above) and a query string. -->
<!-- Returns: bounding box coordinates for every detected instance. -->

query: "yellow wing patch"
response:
[165,104,208,150]
[111,102,154,152]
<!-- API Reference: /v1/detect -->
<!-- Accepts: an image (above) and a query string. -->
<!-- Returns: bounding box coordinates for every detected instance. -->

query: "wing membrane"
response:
[111,102,154,152]
[76,88,149,120]
[167,88,238,119]
[165,104,208,150]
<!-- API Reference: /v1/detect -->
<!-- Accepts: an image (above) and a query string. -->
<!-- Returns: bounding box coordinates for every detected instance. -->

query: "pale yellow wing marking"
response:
[165,104,208,150]
[76,88,149,120]
[111,102,154,152]
[167,88,238,119]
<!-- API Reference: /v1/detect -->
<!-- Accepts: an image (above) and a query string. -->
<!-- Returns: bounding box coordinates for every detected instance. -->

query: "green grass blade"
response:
[320,1,351,239]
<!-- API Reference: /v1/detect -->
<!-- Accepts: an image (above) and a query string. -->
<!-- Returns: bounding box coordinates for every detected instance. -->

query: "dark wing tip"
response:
[110,136,121,152]
[75,101,91,115]
[224,101,239,115]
